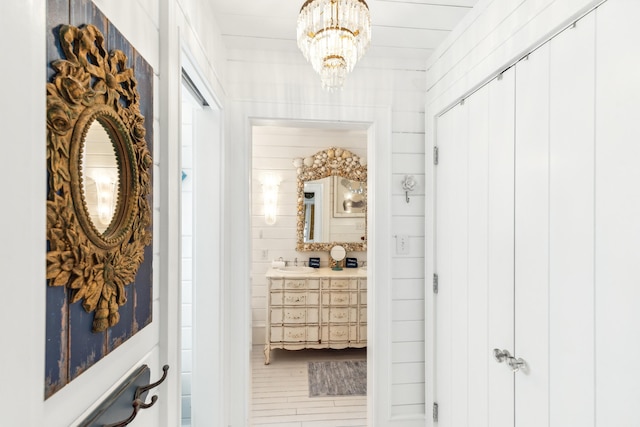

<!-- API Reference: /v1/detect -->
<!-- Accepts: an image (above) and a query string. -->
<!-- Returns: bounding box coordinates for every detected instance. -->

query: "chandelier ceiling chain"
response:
[297,0,371,91]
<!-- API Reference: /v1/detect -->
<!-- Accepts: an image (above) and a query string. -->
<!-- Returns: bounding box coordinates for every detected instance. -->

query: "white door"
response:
[595,1,640,425]
[514,13,597,427]
[435,7,601,427]
[434,67,516,427]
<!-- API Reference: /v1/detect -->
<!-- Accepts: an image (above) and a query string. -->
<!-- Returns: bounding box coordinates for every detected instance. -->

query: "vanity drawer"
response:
[359,307,367,321]
[322,291,358,305]
[269,278,320,290]
[271,326,319,343]
[359,279,367,289]
[271,307,319,324]
[323,278,357,289]
[323,307,357,323]
[270,291,319,306]
[321,325,356,342]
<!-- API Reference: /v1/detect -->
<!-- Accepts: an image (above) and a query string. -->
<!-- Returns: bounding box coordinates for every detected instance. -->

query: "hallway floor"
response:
[251,345,367,426]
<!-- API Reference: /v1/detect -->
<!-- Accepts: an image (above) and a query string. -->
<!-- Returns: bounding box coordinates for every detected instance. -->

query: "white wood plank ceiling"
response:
[210,0,479,69]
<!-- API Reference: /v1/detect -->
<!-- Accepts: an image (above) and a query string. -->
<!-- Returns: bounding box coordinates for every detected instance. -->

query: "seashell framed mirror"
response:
[294,147,367,252]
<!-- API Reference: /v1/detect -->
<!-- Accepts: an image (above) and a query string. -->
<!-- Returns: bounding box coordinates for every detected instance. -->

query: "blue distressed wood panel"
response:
[69,301,106,381]
[45,284,68,397]
[45,0,154,398]
[135,244,154,330]
[45,0,70,399]
[134,50,155,332]
[46,0,68,81]
[108,284,134,352]
[70,0,106,33]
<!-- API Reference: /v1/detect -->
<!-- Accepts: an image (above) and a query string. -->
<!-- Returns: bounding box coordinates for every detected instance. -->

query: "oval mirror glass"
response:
[330,245,346,262]
[81,120,120,234]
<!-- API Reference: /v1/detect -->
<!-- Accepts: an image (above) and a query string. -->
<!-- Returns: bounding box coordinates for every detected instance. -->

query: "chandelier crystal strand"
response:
[297,0,371,91]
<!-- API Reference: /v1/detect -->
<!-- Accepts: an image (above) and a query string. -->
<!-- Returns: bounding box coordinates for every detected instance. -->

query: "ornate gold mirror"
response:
[70,109,139,249]
[295,147,367,252]
[46,25,152,332]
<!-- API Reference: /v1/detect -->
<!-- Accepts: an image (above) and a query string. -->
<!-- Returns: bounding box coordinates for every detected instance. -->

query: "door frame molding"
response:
[225,102,393,425]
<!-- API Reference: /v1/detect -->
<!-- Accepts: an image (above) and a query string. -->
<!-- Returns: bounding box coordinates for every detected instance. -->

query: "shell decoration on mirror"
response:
[294,147,367,252]
[46,24,152,332]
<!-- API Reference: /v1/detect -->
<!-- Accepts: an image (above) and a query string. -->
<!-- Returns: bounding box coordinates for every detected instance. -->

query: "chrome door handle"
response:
[507,356,527,373]
[493,348,511,363]
[493,348,528,373]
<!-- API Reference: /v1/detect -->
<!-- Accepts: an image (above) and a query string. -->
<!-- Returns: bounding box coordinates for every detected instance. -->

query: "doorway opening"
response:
[249,122,369,425]
[179,66,223,427]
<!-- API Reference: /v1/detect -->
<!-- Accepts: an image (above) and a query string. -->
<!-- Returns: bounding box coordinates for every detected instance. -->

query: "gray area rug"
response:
[308,360,367,397]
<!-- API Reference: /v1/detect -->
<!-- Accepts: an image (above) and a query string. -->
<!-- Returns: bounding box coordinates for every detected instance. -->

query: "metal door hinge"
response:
[433,274,439,294]
[433,402,439,422]
[433,146,439,165]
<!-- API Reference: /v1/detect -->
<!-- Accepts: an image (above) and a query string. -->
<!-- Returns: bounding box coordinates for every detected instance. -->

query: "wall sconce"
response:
[261,174,281,225]
[88,169,118,230]
[94,174,116,225]
[401,175,416,203]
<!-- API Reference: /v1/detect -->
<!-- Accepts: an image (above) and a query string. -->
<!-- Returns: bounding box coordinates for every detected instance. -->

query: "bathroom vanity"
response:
[264,267,367,364]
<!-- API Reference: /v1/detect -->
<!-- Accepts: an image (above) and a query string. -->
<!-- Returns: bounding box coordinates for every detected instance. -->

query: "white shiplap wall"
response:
[251,126,368,344]
[226,48,427,422]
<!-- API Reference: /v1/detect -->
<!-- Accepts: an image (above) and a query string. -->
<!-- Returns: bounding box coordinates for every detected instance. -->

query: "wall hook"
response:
[401,175,416,203]
[104,365,170,427]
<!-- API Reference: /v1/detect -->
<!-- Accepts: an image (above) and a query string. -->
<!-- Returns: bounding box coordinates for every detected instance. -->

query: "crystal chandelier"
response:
[297,0,371,91]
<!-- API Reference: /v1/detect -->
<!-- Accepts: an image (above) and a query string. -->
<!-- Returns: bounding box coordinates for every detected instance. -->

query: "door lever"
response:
[493,348,528,373]
[493,348,511,363]
[507,356,527,373]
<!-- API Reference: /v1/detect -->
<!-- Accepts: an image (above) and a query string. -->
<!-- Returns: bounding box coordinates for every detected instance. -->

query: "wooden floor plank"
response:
[250,346,368,426]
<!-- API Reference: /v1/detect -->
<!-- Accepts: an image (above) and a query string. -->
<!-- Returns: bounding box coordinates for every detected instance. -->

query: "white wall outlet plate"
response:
[396,234,409,255]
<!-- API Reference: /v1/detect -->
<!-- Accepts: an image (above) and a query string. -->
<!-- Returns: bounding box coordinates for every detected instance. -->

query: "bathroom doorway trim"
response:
[225,103,393,425]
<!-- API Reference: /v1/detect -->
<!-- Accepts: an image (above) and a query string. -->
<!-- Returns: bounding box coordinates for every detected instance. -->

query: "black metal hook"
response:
[104,365,169,427]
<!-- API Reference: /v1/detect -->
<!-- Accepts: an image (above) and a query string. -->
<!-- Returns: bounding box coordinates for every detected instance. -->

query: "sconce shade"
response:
[93,173,117,227]
[261,174,281,225]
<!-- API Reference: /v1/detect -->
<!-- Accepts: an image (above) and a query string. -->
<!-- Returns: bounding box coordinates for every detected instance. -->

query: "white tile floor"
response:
[251,345,368,426]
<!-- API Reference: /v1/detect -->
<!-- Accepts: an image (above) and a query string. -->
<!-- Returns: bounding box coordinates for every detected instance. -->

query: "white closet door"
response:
[548,13,595,426]
[514,14,597,426]
[435,72,515,427]
[595,1,640,425]
[467,84,490,426]
[487,67,516,427]
[435,100,467,427]
[514,44,550,427]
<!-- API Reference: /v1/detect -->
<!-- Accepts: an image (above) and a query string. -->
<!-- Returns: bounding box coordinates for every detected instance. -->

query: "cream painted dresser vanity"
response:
[264,267,367,364]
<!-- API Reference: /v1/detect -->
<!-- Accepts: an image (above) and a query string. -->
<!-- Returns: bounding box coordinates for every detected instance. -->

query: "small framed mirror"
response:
[295,147,367,252]
[330,244,347,270]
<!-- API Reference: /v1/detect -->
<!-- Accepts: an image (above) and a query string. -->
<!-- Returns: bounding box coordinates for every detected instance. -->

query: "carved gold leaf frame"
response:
[295,147,367,252]
[46,24,152,332]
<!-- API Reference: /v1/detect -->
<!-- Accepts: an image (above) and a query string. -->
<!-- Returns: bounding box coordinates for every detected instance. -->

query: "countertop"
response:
[266,266,366,278]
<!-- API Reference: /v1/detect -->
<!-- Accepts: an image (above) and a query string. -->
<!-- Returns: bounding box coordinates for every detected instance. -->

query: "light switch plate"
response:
[396,234,409,255]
